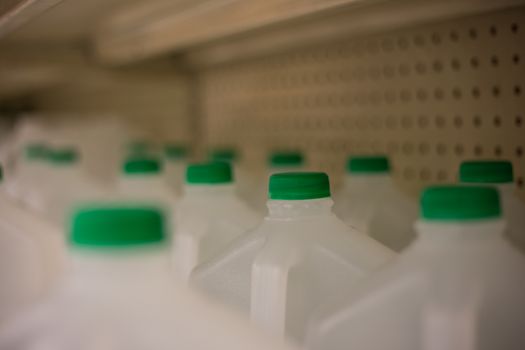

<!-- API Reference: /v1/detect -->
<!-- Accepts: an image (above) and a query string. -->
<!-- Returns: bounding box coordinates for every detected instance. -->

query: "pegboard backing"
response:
[201,7,525,197]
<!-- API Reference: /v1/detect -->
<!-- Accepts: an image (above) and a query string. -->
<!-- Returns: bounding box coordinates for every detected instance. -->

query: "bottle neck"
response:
[183,183,236,196]
[69,245,171,288]
[266,198,334,219]
[413,218,506,250]
[343,173,392,190]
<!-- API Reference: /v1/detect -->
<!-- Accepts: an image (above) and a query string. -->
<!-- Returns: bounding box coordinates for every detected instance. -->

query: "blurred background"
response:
[0,0,524,195]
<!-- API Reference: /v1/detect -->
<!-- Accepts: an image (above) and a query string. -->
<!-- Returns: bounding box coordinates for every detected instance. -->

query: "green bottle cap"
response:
[347,155,390,174]
[164,144,188,160]
[48,148,79,165]
[209,148,238,162]
[420,185,501,221]
[25,143,49,160]
[459,160,513,184]
[186,162,233,184]
[269,152,304,168]
[269,172,331,200]
[71,206,165,247]
[127,140,153,154]
[123,157,162,175]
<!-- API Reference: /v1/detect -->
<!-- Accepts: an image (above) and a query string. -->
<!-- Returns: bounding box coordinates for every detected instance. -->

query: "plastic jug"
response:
[31,147,106,224]
[307,185,525,350]
[0,165,65,325]
[0,205,297,350]
[250,151,305,212]
[118,156,176,207]
[209,148,254,203]
[163,144,188,195]
[459,160,525,251]
[6,143,49,203]
[335,155,418,251]
[192,172,394,342]
[173,161,260,280]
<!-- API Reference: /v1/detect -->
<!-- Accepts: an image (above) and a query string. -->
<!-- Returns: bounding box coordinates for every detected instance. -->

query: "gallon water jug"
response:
[335,155,417,251]
[163,144,188,194]
[119,156,176,207]
[173,161,260,280]
[0,205,297,350]
[459,160,525,251]
[210,148,254,204]
[250,151,305,212]
[192,172,394,342]
[0,164,65,325]
[6,143,49,203]
[307,185,525,350]
[32,147,105,224]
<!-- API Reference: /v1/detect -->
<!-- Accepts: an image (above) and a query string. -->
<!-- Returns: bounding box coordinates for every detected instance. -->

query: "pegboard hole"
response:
[416,89,428,101]
[453,115,463,128]
[468,28,478,39]
[472,87,481,99]
[454,144,464,156]
[492,86,501,97]
[474,145,483,156]
[493,115,502,127]
[402,142,414,155]
[417,115,429,128]
[489,25,498,36]
[449,30,459,42]
[512,54,520,65]
[511,23,519,34]
[514,85,522,96]
[470,57,480,68]
[433,88,444,100]
[419,168,431,181]
[432,61,444,73]
[494,146,503,157]
[431,33,441,45]
[517,177,524,188]
[452,88,462,100]
[415,62,427,75]
[397,37,410,50]
[435,115,446,128]
[451,59,461,71]
[516,146,523,158]
[516,115,523,127]
[473,115,482,128]
[418,142,430,155]
[436,143,447,156]
[490,55,499,67]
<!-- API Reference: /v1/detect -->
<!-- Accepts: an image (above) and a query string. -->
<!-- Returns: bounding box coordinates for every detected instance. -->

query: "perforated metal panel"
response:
[201,7,525,197]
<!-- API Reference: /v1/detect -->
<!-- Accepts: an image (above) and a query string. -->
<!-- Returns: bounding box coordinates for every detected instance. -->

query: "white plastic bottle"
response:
[32,147,105,224]
[250,151,305,212]
[0,205,298,350]
[210,148,254,204]
[307,185,525,350]
[163,144,188,195]
[191,172,394,342]
[6,143,49,203]
[335,155,417,251]
[459,160,525,251]
[173,161,260,281]
[118,155,176,207]
[0,164,65,325]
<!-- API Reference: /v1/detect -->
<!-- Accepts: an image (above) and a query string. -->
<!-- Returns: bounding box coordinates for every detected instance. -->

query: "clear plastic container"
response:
[118,156,176,208]
[307,185,525,350]
[249,151,305,212]
[0,165,65,325]
[459,160,525,252]
[163,144,188,195]
[192,172,394,343]
[334,156,418,251]
[0,205,297,350]
[173,161,260,280]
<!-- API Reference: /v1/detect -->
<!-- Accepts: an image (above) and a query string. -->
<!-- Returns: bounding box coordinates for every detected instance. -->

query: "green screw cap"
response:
[347,156,390,174]
[459,160,513,184]
[127,140,152,154]
[269,151,304,168]
[48,148,79,165]
[420,185,501,221]
[164,144,188,160]
[71,206,165,247]
[25,143,49,160]
[123,157,162,175]
[209,148,238,162]
[186,161,233,184]
[269,172,331,200]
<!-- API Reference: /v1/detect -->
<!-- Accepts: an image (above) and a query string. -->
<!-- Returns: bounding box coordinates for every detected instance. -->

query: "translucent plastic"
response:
[163,159,186,195]
[496,184,525,252]
[306,219,525,350]
[0,193,65,325]
[334,174,418,251]
[0,245,297,350]
[118,174,177,208]
[191,198,394,342]
[173,184,260,280]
